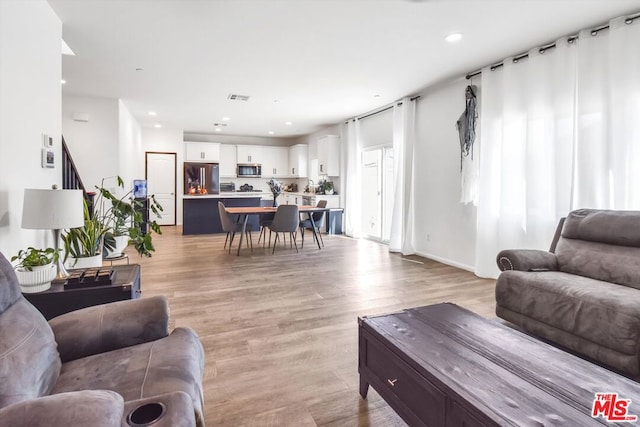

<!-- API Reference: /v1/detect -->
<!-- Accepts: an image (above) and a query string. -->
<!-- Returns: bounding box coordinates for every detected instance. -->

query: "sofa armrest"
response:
[50,296,169,362]
[0,390,123,427]
[496,249,558,272]
[123,392,198,427]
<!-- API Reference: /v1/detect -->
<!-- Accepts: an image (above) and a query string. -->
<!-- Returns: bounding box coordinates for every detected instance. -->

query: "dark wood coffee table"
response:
[24,264,141,320]
[359,303,640,426]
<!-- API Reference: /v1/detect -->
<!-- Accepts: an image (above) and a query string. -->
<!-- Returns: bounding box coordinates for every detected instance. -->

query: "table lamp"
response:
[22,187,84,280]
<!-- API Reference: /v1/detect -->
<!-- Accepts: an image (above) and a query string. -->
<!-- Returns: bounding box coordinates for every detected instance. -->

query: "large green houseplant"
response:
[96,176,163,258]
[62,198,111,268]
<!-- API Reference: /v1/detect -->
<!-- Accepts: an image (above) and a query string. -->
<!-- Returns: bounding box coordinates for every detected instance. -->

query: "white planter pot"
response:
[15,264,56,293]
[105,235,129,259]
[66,254,103,270]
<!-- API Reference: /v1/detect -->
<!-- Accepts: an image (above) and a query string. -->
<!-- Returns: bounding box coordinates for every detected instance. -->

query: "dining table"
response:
[225,205,329,255]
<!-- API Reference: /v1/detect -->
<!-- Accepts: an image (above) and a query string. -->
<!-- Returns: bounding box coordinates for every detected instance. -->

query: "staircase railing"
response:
[62,136,95,214]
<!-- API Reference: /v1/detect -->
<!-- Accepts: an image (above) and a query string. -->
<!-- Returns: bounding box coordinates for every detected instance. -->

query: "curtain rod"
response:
[344,95,421,123]
[465,12,640,80]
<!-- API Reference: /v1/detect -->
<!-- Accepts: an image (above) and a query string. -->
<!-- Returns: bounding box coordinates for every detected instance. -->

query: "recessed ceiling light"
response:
[136,68,144,71]
[373,94,380,98]
[445,33,463,43]
[61,79,66,85]
[215,127,222,132]
[285,121,293,126]
[268,131,275,135]
[273,100,279,103]
[222,117,230,121]
[154,123,162,128]
[148,111,157,116]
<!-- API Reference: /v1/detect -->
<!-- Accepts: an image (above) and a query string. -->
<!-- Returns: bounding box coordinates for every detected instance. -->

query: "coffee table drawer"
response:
[365,334,446,426]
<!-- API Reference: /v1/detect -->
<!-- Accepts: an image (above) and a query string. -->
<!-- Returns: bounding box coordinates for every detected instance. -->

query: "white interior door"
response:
[146,152,176,225]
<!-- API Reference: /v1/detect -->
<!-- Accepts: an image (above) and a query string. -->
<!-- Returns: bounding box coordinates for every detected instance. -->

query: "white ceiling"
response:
[48,0,640,138]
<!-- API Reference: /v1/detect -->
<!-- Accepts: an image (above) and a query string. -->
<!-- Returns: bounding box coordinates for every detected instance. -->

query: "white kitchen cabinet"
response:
[262,146,289,178]
[236,145,263,164]
[313,195,340,209]
[288,144,308,177]
[185,142,220,162]
[220,144,237,177]
[283,193,303,206]
[317,135,339,176]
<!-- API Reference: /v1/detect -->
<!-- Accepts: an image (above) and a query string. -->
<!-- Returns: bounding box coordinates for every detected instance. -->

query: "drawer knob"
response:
[387,378,397,387]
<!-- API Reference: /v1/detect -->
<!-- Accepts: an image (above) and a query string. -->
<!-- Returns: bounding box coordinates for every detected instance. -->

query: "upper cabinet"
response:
[262,146,289,178]
[317,135,339,176]
[288,144,308,178]
[185,142,220,162]
[236,145,263,164]
[220,144,237,177]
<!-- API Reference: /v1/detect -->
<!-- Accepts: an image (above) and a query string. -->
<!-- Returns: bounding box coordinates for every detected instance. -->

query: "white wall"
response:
[413,77,478,270]
[0,0,62,258]
[118,100,144,190]
[359,108,394,149]
[142,127,184,224]
[183,133,294,146]
[62,95,119,192]
[295,124,342,194]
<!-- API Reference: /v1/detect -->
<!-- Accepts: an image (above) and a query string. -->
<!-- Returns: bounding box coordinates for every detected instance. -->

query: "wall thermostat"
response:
[42,133,54,148]
[42,148,54,168]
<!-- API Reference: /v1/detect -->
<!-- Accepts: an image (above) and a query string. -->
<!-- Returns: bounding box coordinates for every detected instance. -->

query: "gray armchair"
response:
[495,209,640,378]
[0,251,205,426]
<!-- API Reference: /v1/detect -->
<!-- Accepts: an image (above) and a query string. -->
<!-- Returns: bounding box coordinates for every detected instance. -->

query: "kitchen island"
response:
[183,193,271,235]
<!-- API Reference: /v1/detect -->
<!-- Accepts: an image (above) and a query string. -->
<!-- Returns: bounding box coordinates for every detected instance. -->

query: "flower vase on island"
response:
[267,178,283,208]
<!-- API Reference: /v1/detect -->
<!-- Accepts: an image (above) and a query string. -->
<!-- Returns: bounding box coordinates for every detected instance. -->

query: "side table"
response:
[24,264,141,320]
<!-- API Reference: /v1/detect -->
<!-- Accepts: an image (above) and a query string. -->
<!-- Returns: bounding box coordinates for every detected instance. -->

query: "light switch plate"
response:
[42,148,54,168]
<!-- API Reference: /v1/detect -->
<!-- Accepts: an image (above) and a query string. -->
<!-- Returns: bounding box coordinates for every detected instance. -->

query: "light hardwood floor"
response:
[133,226,496,426]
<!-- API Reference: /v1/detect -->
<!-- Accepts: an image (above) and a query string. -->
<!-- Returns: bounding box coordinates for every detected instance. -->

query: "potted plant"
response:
[11,247,58,293]
[62,198,111,269]
[96,176,163,258]
[323,181,334,195]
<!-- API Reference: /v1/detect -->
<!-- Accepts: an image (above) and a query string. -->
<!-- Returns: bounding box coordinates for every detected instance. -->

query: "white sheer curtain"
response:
[474,40,577,278]
[475,15,640,278]
[342,119,362,238]
[389,97,416,254]
[574,17,640,209]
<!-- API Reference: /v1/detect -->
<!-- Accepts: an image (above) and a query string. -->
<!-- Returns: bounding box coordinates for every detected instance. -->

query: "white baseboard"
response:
[414,251,475,273]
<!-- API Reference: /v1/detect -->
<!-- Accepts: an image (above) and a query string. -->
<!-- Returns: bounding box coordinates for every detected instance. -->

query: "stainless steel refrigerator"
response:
[184,163,219,195]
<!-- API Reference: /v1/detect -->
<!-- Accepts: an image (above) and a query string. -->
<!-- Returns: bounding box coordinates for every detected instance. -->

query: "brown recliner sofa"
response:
[495,209,640,378]
[0,251,205,426]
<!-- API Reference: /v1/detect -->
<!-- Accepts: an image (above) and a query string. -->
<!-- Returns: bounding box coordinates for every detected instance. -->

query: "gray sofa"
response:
[495,209,640,378]
[0,251,205,426]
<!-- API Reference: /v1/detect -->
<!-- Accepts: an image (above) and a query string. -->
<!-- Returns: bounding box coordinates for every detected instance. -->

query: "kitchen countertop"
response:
[183,192,269,199]
[182,192,340,199]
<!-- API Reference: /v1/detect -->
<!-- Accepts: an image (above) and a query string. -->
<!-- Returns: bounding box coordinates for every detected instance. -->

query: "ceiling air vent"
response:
[227,94,250,101]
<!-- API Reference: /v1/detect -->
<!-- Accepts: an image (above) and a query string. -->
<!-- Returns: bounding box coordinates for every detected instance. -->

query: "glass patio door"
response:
[361,146,394,242]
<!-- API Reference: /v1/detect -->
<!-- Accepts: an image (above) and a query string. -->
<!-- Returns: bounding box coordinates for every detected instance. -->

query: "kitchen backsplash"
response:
[222,177,340,194]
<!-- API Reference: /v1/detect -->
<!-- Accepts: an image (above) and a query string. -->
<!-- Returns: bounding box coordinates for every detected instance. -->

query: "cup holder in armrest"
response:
[127,402,167,426]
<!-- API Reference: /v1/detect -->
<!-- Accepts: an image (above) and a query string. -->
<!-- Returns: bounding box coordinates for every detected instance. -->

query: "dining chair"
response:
[267,205,300,254]
[300,200,327,249]
[218,201,253,253]
[257,213,275,248]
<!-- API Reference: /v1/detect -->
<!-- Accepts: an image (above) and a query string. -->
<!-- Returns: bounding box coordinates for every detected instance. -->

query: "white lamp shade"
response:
[22,189,84,230]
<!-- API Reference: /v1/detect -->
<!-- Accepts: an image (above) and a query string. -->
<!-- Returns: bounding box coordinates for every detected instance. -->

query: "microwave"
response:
[237,163,261,178]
